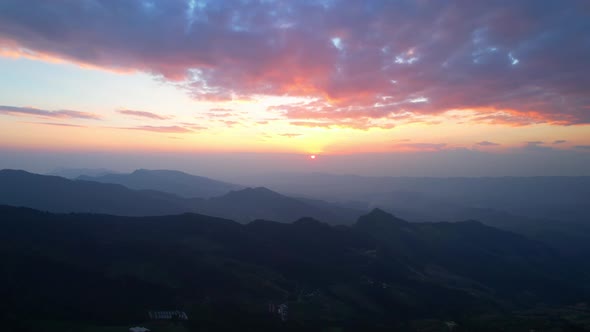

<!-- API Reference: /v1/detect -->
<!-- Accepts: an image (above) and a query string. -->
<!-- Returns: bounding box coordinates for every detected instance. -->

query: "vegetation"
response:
[1,205,589,331]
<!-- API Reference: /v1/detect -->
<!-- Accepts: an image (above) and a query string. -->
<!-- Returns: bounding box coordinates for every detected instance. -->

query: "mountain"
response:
[198,187,361,224]
[6,169,589,255]
[353,209,581,301]
[78,169,242,198]
[233,173,590,255]
[1,205,588,331]
[231,173,590,223]
[455,207,590,256]
[363,190,590,256]
[47,167,118,179]
[0,169,192,216]
[0,170,361,224]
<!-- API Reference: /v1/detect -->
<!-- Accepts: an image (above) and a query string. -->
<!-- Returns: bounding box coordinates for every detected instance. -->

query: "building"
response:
[277,303,288,321]
[268,302,288,321]
[129,327,150,332]
[148,310,189,321]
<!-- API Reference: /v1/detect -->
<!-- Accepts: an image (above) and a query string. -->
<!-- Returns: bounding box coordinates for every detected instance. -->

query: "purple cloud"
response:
[0,105,101,120]
[23,122,87,128]
[0,1,589,128]
[123,125,193,133]
[117,109,170,120]
[393,143,447,151]
[523,141,554,151]
[178,122,207,130]
[476,141,500,146]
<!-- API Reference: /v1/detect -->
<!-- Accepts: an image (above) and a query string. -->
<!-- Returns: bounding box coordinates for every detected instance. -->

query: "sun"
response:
[310,154,317,160]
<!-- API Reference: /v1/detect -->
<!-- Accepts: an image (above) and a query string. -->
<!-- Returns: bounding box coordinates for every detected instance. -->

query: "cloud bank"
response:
[0,0,588,128]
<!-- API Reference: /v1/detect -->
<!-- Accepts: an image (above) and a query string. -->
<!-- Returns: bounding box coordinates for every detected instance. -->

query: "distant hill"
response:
[0,205,588,330]
[0,169,192,216]
[233,173,590,255]
[78,169,242,198]
[361,189,590,255]
[47,167,118,179]
[0,170,361,223]
[233,173,590,223]
[198,187,362,224]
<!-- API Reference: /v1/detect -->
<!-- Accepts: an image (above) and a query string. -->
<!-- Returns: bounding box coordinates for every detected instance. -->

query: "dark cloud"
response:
[476,141,500,146]
[0,105,101,120]
[117,109,170,120]
[0,1,589,127]
[574,145,590,150]
[553,140,567,144]
[393,143,447,151]
[524,141,553,151]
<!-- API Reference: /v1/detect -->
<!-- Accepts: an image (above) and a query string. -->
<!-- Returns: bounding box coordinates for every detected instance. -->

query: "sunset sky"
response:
[0,0,589,176]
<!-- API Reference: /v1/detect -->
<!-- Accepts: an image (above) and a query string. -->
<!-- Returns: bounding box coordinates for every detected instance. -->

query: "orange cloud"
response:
[1,0,589,129]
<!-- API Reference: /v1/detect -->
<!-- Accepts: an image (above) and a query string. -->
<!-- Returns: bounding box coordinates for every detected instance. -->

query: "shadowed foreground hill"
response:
[0,205,588,331]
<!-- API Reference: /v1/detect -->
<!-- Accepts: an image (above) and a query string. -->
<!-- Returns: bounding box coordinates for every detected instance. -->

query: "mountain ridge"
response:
[0,169,363,224]
[78,168,243,198]
[0,204,587,329]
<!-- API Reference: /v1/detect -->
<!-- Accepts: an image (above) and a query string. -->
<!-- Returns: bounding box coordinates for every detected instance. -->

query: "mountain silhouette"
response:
[199,187,359,224]
[0,170,361,223]
[0,169,189,216]
[78,169,242,198]
[0,205,586,330]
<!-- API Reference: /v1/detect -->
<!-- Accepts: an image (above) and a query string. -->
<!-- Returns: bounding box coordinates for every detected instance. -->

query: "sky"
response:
[0,0,589,177]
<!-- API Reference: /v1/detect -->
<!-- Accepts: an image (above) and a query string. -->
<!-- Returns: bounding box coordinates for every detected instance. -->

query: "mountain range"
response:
[0,169,363,224]
[231,172,590,222]
[78,169,243,198]
[1,205,588,331]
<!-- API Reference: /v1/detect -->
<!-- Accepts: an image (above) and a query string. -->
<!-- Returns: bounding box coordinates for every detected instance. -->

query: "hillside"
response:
[0,169,190,216]
[78,169,242,198]
[0,205,588,331]
[0,170,361,224]
[198,187,361,224]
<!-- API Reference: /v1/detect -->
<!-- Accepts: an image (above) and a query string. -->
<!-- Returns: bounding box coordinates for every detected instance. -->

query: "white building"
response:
[148,310,189,321]
[129,327,150,332]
